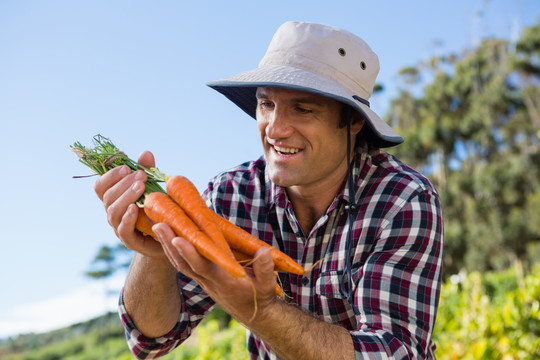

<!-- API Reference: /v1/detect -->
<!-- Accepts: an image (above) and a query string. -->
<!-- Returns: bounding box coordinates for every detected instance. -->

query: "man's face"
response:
[256,87,354,193]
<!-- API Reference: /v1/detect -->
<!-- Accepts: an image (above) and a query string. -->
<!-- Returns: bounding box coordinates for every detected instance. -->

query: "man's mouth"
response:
[274,145,301,156]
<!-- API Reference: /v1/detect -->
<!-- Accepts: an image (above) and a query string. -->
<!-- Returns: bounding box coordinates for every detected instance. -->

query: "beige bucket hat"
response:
[207,21,403,148]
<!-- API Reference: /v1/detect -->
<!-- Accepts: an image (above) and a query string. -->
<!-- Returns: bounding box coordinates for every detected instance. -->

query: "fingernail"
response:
[134,170,146,181]
[259,250,271,264]
[120,166,131,176]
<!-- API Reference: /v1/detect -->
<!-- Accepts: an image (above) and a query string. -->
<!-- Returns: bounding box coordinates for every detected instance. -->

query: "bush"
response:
[433,263,540,359]
[160,315,248,360]
[3,265,539,359]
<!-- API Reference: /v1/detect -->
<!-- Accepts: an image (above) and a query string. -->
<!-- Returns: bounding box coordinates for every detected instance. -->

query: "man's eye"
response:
[258,101,273,109]
[296,106,312,114]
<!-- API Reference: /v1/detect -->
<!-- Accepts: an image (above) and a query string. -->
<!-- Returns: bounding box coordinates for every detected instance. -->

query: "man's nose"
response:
[265,107,294,139]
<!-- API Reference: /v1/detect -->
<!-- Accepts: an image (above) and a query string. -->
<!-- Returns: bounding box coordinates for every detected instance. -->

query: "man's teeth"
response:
[274,145,300,155]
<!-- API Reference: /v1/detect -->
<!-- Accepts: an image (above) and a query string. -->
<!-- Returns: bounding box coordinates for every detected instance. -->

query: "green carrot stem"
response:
[71,134,167,205]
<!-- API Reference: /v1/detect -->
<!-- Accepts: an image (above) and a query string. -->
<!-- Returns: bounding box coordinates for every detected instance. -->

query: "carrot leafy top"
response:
[71,134,167,206]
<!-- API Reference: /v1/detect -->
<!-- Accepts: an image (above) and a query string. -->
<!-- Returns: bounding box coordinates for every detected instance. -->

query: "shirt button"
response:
[301,277,310,286]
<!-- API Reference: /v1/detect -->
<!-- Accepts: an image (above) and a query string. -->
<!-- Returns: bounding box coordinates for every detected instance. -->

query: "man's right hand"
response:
[94,150,164,257]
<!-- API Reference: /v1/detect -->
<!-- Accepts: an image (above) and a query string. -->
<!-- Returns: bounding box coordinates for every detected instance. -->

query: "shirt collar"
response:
[267,174,286,211]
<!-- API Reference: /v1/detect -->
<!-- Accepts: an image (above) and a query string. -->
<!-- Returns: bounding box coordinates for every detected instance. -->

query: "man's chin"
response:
[268,173,295,188]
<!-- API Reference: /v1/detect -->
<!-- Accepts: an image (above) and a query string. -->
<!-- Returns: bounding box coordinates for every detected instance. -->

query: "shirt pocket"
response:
[315,270,357,330]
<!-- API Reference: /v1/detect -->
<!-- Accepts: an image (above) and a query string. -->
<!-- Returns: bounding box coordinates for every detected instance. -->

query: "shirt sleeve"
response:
[351,189,443,359]
[118,273,215,359]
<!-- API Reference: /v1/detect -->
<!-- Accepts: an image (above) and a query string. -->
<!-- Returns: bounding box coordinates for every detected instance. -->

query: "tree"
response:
[86,244,132,280]
[386,18,540,275]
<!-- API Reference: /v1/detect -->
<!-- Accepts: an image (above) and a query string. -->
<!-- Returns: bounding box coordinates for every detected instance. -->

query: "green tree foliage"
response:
[85,244,131,279]
[387,18,540,274]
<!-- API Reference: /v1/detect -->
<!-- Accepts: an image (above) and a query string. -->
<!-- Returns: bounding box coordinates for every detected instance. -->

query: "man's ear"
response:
[350,112,365,136]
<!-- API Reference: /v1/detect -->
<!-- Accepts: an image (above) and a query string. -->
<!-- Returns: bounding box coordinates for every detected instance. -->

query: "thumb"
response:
[252,248,275,284]
[138,150,155,169]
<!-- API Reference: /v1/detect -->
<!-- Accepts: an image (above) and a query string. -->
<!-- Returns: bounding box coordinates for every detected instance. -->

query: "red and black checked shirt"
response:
[119,146,444,359]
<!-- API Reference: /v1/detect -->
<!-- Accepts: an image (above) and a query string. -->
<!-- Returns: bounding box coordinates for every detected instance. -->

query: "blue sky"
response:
[1,0,538,338]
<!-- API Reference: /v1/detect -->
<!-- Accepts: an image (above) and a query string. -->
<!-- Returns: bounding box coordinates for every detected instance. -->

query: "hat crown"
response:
[259,21,380,100]
[207,21,404,147]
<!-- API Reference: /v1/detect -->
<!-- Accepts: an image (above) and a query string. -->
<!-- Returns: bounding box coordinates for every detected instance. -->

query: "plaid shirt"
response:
[119,145,444,359]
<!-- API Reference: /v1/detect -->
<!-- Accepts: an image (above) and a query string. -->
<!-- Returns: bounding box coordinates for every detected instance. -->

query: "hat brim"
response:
[207,64,403,148]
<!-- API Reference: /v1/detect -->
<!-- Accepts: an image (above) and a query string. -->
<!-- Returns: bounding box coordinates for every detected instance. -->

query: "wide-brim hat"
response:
[207,21,403,148]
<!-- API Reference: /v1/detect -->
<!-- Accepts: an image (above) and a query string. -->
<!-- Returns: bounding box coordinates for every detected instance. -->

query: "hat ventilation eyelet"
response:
[360,61,367,70]
[338,48,346,56]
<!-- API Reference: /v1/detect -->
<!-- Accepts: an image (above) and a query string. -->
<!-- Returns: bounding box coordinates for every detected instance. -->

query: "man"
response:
[95,21,443,359]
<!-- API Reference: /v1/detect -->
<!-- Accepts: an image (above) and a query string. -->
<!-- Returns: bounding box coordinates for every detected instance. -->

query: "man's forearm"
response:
[123,253,181,338]
[249,298,356,360]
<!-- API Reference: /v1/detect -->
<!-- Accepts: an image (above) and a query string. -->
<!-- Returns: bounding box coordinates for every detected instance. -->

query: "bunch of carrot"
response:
[142,175,305,278]
[72,135,304,299]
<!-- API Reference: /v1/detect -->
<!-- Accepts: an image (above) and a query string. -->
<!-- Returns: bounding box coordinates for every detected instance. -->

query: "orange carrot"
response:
[274,272,285,299]
[166,175,233,256]
[208,211,305,275]
[144,192,246,278]
[232,249,253,265]
[136,208,157,238]
[274,283,284,299]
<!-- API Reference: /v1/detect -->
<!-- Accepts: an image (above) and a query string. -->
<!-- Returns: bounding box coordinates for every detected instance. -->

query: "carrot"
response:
[144,192,246,278]
[166,175,233,256]
[136,208,157,238]
[209,211,305,275]
[146,175,303,275]
[232,249,254,265]
[274,283,284,299]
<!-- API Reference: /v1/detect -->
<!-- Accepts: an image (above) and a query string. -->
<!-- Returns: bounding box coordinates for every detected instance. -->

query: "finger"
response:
[116,203,140,239]
[252,247,277,293]
[102,169,147,209]
[171,237,217,279]
[153,223,191,271]
[94,165,131,201]
[105,175,146,229]
[95,150,153,202]
[138,151,155,169]
[117,204,163,256]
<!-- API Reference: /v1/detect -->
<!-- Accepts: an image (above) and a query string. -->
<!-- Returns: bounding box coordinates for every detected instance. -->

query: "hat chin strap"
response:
[340,108,361,316]
[344,116,358,213]
[352,95,370,108]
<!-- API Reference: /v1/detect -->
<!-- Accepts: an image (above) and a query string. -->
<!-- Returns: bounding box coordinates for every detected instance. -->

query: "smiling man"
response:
[255,87,364,234]
[96,21,444,359]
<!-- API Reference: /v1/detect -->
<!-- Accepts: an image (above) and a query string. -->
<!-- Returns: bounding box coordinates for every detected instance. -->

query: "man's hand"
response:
[153,222,355,360]
[153,221,278,325]
[94,150,164,257]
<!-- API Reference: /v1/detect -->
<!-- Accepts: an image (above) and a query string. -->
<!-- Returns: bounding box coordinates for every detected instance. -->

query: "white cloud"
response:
[0,276,124,339]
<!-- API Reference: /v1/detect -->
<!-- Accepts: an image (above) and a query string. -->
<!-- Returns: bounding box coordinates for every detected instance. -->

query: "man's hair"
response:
[339,103,372,147]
